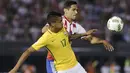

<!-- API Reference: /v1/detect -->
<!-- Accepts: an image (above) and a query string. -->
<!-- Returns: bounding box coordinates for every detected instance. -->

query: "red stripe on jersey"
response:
[63,16,71,23]
[73,24,76,28]
[70,25,72,34]
[64,20,67,29]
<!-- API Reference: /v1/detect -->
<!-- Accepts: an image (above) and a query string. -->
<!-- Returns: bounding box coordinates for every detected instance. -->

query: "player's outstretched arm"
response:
[9,47,36,73]
[69,29,97,40]
[82,35,114,51]
[69,34,86,40]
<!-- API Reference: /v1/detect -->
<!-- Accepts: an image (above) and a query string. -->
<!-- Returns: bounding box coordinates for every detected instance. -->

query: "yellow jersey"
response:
[32,28,78,71]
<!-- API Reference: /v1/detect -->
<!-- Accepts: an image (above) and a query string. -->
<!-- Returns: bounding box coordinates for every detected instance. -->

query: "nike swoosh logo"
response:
[52,40,55,42]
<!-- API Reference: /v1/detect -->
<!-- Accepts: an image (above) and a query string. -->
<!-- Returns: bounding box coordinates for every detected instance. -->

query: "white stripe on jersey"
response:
[45,16,86,34]
[62,16,86,34]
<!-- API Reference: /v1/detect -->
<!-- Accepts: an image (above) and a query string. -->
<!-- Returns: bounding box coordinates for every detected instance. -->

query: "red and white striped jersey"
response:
[62,16,86,34]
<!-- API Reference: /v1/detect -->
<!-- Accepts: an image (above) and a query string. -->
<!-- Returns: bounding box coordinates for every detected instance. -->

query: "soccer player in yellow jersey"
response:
[9,11,88,73]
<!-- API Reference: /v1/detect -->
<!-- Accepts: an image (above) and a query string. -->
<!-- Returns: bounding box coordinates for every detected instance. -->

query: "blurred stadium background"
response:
[0,0,130,73]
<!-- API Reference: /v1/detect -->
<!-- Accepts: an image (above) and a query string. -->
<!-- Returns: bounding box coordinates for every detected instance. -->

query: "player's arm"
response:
[69,29,97,40]
[76,24,114,51]
[9,47,36,73]
[69,33,86,40]
[9,34,47,73]
[82,35,114,51]
[74,23,97,39]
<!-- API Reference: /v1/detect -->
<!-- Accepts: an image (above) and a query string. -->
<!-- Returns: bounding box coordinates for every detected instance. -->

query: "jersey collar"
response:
[48,28,64,34]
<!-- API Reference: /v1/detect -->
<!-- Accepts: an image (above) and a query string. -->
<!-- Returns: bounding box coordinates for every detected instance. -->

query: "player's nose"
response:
[75,10,78,14]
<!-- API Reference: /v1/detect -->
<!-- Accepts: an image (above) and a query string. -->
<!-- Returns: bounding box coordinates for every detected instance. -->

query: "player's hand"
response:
[81,35,92,40]
[102,40,114,51]
[9,69,17,73]
[86,29,97,35]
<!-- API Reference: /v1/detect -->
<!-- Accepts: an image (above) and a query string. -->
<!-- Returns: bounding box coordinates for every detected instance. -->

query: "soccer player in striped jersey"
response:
[9,11,88,73]
[42,1,114,73]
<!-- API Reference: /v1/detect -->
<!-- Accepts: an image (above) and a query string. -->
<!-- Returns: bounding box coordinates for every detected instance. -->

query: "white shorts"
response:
[57,62,87,73]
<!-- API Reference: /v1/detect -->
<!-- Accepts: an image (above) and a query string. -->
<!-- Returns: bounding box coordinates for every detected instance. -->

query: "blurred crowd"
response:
[83,57,130,73]
[21,57,130,73]
[0,0,130,42]
[21,64,37,73]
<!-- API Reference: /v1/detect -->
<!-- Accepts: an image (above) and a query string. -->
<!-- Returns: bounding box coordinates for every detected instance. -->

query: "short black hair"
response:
[47,11,62,25]
[64,1,77,9]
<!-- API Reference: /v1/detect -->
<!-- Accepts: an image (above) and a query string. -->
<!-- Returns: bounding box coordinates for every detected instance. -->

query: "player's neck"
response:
[49,27,60,33]
[64,15,72,23]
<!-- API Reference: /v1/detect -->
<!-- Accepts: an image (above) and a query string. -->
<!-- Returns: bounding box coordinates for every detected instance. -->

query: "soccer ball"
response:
[107,16,124,32]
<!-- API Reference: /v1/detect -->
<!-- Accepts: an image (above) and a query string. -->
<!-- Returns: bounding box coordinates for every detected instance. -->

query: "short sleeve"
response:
[76,23,86,34]
[31,34,47,51]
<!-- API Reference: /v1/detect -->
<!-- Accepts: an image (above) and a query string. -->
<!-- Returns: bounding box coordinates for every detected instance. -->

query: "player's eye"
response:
[73,9,76,11]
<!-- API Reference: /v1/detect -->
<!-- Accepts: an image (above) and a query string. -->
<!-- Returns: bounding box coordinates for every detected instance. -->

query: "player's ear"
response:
[64,8,68,13]
[50,23,55,27]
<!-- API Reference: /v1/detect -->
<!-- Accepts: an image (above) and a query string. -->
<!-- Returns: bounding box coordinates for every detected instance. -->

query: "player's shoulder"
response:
[72,22,83,28]
[41,30,52,38]
[39,32,52,42]
[73,22,80,25]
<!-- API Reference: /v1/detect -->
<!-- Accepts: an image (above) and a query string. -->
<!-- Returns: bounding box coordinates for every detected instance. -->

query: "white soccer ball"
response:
[107,16,124,32]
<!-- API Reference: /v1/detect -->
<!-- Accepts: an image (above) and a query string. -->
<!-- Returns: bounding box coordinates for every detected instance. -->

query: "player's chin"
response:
[72,15,76,18]
[58,26,63,30]
[72,17,76,20]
